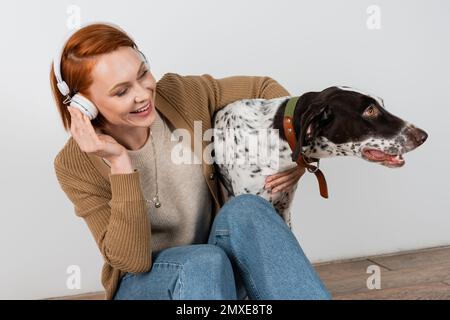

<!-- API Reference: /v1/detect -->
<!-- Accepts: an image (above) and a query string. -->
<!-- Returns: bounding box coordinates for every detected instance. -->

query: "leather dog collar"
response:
[283,96,329,198]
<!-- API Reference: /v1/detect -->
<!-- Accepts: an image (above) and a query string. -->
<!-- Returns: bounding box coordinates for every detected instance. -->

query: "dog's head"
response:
[291,86,428,168]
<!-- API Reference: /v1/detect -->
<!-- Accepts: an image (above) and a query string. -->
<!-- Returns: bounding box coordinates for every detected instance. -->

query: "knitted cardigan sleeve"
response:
[54,139,152,274]
[155,73,291,118]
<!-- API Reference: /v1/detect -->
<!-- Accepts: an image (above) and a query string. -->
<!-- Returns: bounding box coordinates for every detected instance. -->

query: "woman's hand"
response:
[67,106,126,162]
[264,165,306,193]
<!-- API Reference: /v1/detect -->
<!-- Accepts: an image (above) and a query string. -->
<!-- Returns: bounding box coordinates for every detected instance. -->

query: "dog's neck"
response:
[273,98,305,144]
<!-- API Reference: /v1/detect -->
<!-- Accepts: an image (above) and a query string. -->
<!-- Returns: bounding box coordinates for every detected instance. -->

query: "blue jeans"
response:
[113,194,331,300]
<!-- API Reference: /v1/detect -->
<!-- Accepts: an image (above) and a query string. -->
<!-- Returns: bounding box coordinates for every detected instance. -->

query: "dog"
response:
[212,86,428,227]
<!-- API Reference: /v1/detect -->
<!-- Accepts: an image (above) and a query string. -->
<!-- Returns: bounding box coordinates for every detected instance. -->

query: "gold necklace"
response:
[102,128,161,208]
[148,128,161,208]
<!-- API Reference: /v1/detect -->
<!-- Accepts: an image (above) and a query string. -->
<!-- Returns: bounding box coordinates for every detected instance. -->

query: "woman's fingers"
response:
[68,106,83,129]
[68,106,82,120]
[80,111,100,140]
[67,106,100,151]
[67,107,124,159]
[67,107,79,132]
[268,174,297,192]
[272,175,300,193]
[265,167,300,188]
[265,166,298,183]
[265,166,306,193]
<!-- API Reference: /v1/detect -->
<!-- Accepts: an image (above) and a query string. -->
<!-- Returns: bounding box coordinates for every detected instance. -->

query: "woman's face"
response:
[88,46,157,129]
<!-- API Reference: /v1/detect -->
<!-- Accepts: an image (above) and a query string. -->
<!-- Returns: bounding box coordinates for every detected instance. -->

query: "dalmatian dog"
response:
[212,86,428,227]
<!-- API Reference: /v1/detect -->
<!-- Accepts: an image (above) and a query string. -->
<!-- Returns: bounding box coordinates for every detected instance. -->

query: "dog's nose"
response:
[413,128,428,146]
[403,126,428,151]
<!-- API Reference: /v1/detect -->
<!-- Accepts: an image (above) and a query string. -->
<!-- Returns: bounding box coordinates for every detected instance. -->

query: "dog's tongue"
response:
[365,149,404,165]
[366,149,393,161]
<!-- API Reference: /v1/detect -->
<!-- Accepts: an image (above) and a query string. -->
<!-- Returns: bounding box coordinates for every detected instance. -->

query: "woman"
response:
[50,22,331,300]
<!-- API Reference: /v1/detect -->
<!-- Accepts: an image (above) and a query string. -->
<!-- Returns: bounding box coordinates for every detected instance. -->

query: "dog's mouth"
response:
[361,148,405,168]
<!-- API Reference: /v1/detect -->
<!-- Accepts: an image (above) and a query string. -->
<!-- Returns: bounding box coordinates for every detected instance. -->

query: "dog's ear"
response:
[305,104,333,141]
[291,103,332,162]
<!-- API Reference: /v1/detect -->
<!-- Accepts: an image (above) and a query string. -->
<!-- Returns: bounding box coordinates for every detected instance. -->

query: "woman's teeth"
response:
[131,104,150,113]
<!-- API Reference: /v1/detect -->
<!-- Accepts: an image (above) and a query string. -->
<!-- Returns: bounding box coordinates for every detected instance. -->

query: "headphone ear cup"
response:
[70,94,98,120]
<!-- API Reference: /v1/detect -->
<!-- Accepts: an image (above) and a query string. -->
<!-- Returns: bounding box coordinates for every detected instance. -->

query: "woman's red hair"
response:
[49,23,137,131]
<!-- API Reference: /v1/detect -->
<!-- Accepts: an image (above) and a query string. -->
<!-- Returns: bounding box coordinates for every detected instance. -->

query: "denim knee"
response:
[218,194,276,224]
[183,244,231,270]
[179,245,237,299]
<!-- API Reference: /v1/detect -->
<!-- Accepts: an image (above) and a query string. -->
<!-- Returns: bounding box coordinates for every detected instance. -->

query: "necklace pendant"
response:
[153,196,161,208]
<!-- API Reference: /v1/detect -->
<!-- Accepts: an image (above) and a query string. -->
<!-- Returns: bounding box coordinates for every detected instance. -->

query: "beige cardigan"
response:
[54,73,290,300]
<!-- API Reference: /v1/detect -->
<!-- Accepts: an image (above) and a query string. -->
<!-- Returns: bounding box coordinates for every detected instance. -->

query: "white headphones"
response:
[53,22,150,120]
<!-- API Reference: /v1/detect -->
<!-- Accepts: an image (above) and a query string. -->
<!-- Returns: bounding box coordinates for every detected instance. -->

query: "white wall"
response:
[0,0,448,299]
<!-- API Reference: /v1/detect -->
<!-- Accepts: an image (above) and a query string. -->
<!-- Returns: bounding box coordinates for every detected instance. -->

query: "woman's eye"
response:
[116,88,128,97]
[115,71,148,97]
[139,70,148,79]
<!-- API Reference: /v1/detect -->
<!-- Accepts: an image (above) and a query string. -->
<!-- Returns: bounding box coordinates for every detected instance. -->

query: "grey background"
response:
[0,0,448,299]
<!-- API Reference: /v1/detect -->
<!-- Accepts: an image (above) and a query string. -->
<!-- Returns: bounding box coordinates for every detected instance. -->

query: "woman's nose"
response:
[134,84,151,103]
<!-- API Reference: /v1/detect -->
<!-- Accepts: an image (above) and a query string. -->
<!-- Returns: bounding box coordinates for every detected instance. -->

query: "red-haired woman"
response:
[51,23,330,300]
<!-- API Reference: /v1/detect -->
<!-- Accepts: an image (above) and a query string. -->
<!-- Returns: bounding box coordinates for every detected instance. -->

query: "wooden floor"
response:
[315,245,450,300]
[47,245,450,300]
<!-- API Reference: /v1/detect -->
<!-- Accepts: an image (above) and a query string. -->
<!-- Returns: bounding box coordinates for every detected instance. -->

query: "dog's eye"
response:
[363,105,379,118]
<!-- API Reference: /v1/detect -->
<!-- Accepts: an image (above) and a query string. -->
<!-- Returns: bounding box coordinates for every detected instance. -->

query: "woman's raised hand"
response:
[67,106,126,162]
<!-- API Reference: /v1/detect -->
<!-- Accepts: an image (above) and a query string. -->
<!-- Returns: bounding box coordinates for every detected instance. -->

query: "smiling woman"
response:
[50,23,157,151]
[50,22,325,301]
[86,46,157,149]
